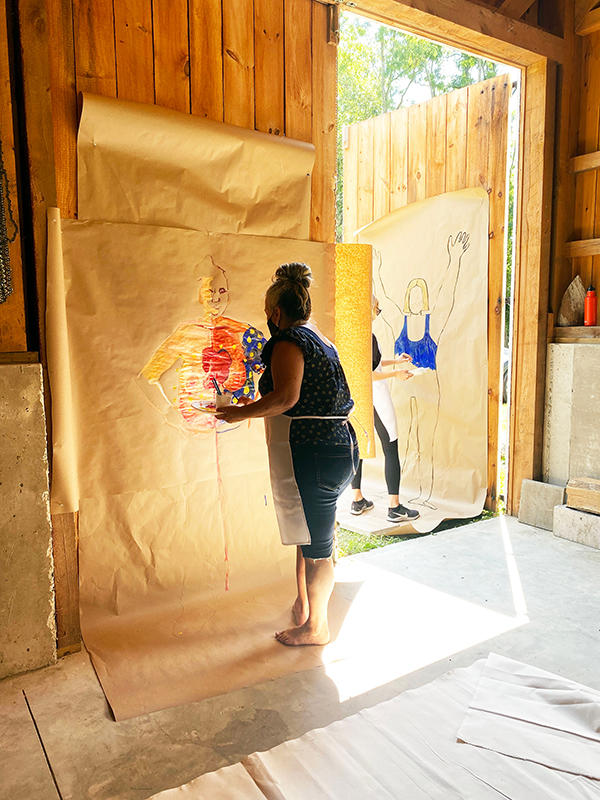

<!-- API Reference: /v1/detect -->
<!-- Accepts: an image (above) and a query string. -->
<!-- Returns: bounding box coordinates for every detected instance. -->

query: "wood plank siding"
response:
[41,0,332,238]
[12,0,336,653]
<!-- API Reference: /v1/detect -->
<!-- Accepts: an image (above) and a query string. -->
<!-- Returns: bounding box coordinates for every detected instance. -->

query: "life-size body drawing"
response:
[141,258,267,432]
[350,296,420,524]
[375,231,470,508]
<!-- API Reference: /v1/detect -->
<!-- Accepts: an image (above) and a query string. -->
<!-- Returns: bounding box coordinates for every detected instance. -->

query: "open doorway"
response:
[335,10,520,554]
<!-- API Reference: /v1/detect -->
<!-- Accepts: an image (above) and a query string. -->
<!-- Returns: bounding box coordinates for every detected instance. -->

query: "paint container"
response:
[584,285,597,327]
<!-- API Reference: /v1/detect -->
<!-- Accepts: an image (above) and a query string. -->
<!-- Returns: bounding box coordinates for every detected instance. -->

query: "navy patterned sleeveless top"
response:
[259,324,355,446]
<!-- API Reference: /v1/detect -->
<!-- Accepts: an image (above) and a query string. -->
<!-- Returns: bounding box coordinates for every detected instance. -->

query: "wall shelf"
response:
[571,150,600,174]
[554,326,600,343]
[564,238,600,257]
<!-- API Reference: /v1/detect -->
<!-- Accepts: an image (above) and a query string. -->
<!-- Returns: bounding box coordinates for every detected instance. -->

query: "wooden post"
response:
[508,59,557,514]
[310,0,337,242]
[0,0,26,352]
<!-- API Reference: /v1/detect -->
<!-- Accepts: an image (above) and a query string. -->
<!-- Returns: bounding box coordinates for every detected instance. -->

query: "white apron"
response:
[264,413,351,546]
[372,367,398,443]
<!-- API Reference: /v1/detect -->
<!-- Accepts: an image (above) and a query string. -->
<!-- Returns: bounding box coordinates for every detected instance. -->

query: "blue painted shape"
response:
[394,314,438,370]
[232,325,268,402]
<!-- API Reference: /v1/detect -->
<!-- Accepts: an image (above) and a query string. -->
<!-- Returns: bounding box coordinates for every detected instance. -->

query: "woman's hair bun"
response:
[275,262,312,289]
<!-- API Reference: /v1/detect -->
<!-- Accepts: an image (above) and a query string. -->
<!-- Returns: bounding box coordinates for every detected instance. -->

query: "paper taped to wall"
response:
[46,212,372,718]
[357,189,489,533]
[78,93,316,240]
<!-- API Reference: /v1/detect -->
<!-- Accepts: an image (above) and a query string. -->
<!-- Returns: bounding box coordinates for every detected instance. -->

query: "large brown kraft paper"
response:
[357,189,489,533]
[77,93,315,240]
[46,212,372,719]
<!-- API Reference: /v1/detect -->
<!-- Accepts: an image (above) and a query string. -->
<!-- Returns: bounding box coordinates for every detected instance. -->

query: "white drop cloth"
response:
[457,652,600,780]
[148,657,600,799]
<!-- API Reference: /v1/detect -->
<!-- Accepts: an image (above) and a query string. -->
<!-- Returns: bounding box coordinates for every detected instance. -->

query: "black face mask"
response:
[267,318,280,337]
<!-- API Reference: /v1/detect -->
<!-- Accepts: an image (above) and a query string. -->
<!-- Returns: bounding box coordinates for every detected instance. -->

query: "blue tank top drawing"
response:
[394,314,438,370]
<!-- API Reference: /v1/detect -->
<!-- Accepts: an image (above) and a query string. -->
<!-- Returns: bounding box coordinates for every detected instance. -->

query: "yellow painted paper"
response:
[335,243,374,458]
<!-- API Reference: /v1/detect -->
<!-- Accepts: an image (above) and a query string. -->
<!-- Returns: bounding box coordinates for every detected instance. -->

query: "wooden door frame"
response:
[342,0,560,514]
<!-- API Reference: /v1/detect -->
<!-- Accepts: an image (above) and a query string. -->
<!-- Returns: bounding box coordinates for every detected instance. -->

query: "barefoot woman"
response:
[217,263,358,646]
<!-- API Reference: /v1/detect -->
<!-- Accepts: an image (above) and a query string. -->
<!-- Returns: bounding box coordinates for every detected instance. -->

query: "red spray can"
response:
[584,285,597,327]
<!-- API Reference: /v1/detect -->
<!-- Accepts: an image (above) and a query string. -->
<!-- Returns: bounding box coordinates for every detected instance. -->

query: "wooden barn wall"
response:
[343,76,511,510]
[44,0,335,243]
[6,0,580,648]
[570,30,600,298]
[0,0,26,353]
[11,0,336,653]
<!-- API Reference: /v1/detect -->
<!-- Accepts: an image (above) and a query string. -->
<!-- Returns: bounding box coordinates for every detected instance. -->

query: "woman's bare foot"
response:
[275,622,329,647]
[292,596,309,626]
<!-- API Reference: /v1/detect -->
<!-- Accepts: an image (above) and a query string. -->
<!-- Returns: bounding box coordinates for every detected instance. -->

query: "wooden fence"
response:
[343,75,511,509]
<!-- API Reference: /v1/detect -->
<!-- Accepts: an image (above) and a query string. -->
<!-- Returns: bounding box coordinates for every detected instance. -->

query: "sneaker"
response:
[387,504,420,523]
[350,498,374,515]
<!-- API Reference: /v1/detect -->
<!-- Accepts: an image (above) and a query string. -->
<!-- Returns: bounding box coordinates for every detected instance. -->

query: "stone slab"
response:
[543,344,600,486]
[0,677,58,800]
[0,364,56,678]
[570,346,600,480]
[518,479,565,531]
[543,344,573,486]
[553,504,600,550]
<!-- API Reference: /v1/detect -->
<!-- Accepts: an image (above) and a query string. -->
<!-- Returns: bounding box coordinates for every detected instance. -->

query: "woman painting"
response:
[350,296,420,523]
[217,263,358,647]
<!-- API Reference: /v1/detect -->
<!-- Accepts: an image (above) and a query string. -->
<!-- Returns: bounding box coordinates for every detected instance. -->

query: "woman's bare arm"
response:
[216,340,304,422]
[380,355,412,367]
[373,369,413,382]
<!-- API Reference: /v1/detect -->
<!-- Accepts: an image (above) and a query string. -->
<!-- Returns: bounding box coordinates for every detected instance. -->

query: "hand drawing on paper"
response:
[140,258,267,432]
[376,231,470,508]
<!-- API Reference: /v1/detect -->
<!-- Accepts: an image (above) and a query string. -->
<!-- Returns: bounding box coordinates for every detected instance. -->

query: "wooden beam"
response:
[46,0,78,219]
[499,0,538,20]
[577,6,600,34]
[348,0,567,67]
[508,59,556,514]
[310,0,337,242]
[190,0,224,121]
[284,0,312,141]
[254,0,285,135]
[51,511,81,656]
[114,0,155,104]
[0,0,26,352]
[73,0,117,97]
[223,0,255,129]
[571,149,600,173]
[564,237,600,257]
[153,0,190,112]
[549,0,579,323]
[16,0,57,357]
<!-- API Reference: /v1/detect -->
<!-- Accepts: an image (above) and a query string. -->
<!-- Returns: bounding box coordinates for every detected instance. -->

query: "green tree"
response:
[336,13,499,239]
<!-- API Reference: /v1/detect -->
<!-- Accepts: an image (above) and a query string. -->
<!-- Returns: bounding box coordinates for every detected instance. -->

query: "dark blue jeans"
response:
[291,440,359,559]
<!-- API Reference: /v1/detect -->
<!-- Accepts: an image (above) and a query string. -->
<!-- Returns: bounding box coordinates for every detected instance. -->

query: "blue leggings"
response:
[291,440,358,559]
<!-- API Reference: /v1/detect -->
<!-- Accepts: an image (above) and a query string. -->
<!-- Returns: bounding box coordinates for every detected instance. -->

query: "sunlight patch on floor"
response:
[322,557,529,701]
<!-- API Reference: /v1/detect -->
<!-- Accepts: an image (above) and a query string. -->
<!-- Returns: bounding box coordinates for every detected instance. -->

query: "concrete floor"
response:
[2,515,599,800]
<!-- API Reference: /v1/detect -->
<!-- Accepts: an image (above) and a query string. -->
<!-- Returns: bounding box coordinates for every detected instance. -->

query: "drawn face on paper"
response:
[404,279,429,316]
[408,286,425,314]
[200,267,230,317]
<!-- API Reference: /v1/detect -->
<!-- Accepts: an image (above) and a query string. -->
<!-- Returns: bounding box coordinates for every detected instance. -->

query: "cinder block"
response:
[518,479,565,531]
[553,504,600,550]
